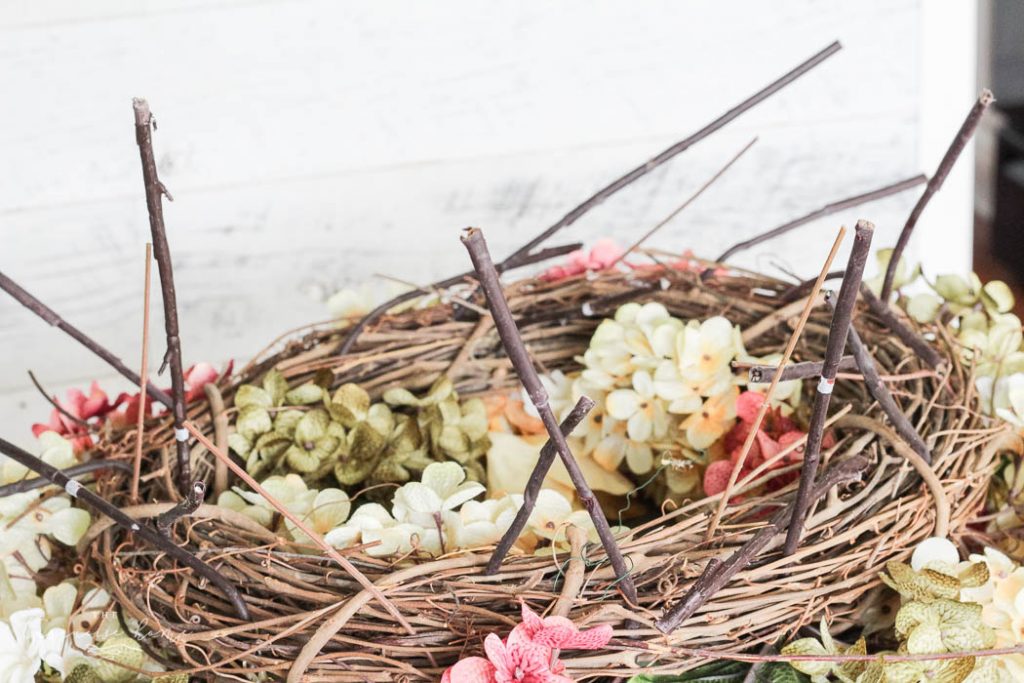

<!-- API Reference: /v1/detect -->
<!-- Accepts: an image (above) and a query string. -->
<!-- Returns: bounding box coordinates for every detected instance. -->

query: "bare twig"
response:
[0,460,132,498]
[27,370,91,430]
[859,285,944,369]
[706,227,847,541]
[655,456,869,633]
[0,273,173,409]
[485,396,594,574]
[784,220,874,556]
[0,436,249,620]
[461,227,638,606]
[744,356,857,383]
[713,175,926,264]
[611,137,758,267]
[880,90,994,301]
[204,383,230,497]
[131,243,153,502]
[184,422,416,634]
[156,480,205,536]
[133,98,190,495]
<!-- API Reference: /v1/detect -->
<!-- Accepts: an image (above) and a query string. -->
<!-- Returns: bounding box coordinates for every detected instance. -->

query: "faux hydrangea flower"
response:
[539,239,624,282]
[675,316,743,398]
[392,462,485,528]
[0,608,65,682]
[681,386,739,450]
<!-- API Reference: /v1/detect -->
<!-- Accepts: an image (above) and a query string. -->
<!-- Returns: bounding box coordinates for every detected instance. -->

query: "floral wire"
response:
[618,463,669,527]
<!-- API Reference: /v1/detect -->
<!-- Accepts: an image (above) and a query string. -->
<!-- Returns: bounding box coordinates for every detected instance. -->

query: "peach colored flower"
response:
[540,239,624,282]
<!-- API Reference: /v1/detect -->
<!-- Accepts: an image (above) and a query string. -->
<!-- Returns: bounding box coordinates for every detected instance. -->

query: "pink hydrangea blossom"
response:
[541,239,624,281]
[441,603,612,683]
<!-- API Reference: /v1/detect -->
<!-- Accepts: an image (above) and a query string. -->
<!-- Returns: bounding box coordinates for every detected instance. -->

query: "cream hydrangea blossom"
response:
[957,547,1024,680]
[445,496,520,549]
[324,503,443,557]
[392,462,485,528]
[605,369,670,442]
[217,473,320,528]
[675,316,744,398]
[0,608,65,683]
[0,432,75,486]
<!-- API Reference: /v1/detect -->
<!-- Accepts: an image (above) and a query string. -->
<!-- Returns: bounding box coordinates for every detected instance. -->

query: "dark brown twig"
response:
[0,460,132,498]
[783,220,874,556]
[133,98,190,495]
[505,41,842,266]
[27,370,91,429]
[0,436,249,620]
[655,456,869,633]
[880,90,994,301]
[611,137,758,267]
[859,285,944,369]
[779,270,847,304]
[835,299,932,464]
[461,227,638,605]
[714,175,926,264]
[486,396,594,574]
[337,242,581,354]
[0,273,173,409]
[156,480,205,536]
[744,356,857,383]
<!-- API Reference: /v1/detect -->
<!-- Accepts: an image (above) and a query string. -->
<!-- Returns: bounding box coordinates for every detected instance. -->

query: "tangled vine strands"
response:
[784,220,873,555]
[133,98,192,495]
[880,89,994,302]
[338,41,842,355]
[462,227,638,605]
[0,436,250,619]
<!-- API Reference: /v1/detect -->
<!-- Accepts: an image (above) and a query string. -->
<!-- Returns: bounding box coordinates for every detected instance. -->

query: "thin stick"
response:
[0,460,132,498]
[837,304,932,464]
[655,456,868,633]
[27,370,91,430]
[783,220,874,555]
[0,436,249,620]
[714,175,926,263]
[131,243,153,502]
[0,272,173,409]
[505,41,842,265]
[204,383,230,497]
[860,285,944,369]
[485,396,594,574]
[461,228,637,605]
[156,480,205,536]
[338,242,581,354]
[744,355,857,383]
[611,137,758,267]
[880,90,994,301]
[706,227,847,541]
[184,422,416,634]
[133,98,190,494]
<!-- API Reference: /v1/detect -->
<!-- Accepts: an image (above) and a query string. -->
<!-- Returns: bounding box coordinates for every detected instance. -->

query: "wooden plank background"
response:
[0,1,977,446]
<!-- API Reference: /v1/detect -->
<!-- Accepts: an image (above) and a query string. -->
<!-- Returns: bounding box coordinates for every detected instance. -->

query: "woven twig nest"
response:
[81,263,1010,682]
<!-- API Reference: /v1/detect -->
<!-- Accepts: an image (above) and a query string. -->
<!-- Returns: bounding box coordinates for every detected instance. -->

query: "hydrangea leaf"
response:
[236,384,273,409]
[285,382,325,406]
[328,383,371,427]
[262,369,289,405]
[237,405,273,441]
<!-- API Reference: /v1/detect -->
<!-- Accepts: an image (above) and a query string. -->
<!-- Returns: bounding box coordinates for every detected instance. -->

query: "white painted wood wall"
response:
[0,1,978,446]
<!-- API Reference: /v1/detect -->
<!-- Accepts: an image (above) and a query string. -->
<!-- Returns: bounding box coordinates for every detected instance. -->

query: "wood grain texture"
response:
[0,0,970,444]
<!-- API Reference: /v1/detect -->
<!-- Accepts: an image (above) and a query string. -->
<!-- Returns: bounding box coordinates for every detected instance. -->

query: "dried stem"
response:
[880,90,994,301]
[338,242,580,354]
[27,370,91,430]
[706,227,847,541]
[783,220,874,556]
[0,436,249,620]
[132,243,154,502]
[837,305,932,464]
[611,137,758,267]
[156,480,205,536]
[461,227,638,605]
[0,460,132,498]
[0,272,173,409]
[859,285,944,369]
[744,355,857,383]
[204,383,231,497]
[656,456,869,633]
[714,175,926,264]
[485,396,595,574]
[133,98,190,494]
[184,422,416,634]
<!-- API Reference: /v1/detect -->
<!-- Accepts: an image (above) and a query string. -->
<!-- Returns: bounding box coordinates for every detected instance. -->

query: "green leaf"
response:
[262,369,289,405]
[626,659,750,682]
[236,384,273,409]
[285,382,325,406]
[758,663,810,683]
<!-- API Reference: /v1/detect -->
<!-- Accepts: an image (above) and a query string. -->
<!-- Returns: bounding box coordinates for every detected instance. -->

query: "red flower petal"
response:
[703,460,736,496]
[736,391,765,424]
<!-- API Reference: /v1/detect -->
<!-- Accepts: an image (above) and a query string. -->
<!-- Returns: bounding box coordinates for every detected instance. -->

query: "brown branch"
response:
[27,370,91,430]
[714,175,926,264]
[611,137,758,267]
[654,456,868,633]
[156,480,205,536]
[485,396,594,574]
[0,273,173,409]
[461,227,638,606]
[132,243,154,502]
[880,90,994,301]
[133,98,190,495]
[744,356,857,383]
[859,285,944,369]
[337,241,581,354]
[0,436,249,620]
[783,220,874,556]
[0,460,132,498]
[779,269,846,304]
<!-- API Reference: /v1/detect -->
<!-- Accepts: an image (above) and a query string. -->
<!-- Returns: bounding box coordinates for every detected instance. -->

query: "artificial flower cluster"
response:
[228,372,490,488]
[218,461,602,558]
[440,602,612,683]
